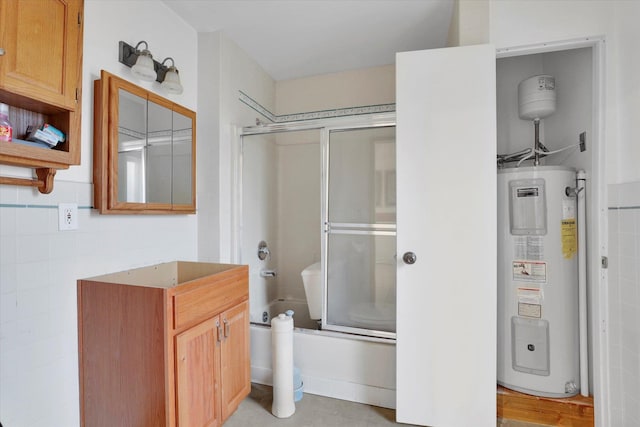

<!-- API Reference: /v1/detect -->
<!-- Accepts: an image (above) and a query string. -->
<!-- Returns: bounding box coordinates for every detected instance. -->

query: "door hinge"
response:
[601,256,608,269]
[78,12,82,27]
[75,88,79,102]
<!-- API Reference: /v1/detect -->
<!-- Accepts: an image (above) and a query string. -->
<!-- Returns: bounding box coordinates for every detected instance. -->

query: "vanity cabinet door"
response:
[220,301,251,420]
[175,317,222,427]
[0,0,83,110]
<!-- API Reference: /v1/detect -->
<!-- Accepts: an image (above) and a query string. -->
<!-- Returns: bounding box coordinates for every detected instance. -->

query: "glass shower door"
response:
[324,126,396,337]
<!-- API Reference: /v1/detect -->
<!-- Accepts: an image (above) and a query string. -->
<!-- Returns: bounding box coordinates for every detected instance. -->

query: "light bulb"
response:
[131,50,157,82]
[161,66,183,95]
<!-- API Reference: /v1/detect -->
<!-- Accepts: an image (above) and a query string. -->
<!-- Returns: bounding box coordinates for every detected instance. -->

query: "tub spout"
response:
[260,269,277,278]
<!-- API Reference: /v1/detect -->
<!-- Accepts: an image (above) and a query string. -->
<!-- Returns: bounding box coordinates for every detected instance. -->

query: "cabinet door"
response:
[220,301,251,421]
[175,317,222,427]
[0,0,82,110]
[396,44,497,426]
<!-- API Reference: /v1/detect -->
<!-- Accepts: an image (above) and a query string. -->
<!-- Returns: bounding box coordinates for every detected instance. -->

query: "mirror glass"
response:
[146,99,173,204]
[117,89,147,203]
[117,92,175,204]
[94,70,196,214]
[172,110,193,205]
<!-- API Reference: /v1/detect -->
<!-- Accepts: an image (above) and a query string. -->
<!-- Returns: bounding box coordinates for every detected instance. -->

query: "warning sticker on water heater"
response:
[518,303,542,318]
[512,260,547,283]
[561,219,577,259]
[514,236,544,260]
[517,288,542,318]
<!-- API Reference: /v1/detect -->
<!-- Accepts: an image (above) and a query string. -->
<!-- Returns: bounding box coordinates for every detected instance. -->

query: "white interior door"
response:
[395,45,497,426]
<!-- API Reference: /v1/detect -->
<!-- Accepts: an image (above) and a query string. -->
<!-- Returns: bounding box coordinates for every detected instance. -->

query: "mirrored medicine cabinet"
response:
[93,70,196,214]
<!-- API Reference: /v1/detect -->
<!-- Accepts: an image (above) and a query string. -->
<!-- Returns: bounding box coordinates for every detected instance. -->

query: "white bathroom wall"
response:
[611,2,640,184]
[197,32,222,263]
[201,32,277,264]
[608,183,640,426]
[0,2,198,426]
[196,31,278,321]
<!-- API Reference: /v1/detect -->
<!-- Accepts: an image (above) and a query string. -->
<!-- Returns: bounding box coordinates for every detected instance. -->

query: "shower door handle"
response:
[402,252,417,265]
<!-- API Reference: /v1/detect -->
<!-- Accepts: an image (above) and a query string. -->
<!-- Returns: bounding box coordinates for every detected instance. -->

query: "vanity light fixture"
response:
[128,41,157,81]
[160,57,183,95]
[118,41,184,94]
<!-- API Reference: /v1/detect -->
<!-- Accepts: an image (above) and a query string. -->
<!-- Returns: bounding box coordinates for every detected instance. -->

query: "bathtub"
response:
[250,298,397,409]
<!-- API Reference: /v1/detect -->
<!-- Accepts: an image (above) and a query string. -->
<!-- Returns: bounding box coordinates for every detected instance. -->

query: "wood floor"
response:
[497,385,595,427]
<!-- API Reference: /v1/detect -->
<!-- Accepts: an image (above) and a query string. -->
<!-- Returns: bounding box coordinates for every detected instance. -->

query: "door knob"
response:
[402,252,417,264]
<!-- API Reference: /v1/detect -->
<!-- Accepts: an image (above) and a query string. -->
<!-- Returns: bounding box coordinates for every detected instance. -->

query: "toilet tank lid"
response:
[301,262,321,276]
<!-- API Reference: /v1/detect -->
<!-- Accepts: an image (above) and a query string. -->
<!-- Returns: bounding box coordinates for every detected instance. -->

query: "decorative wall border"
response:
[0,203,92,209]
[238,90,395,124]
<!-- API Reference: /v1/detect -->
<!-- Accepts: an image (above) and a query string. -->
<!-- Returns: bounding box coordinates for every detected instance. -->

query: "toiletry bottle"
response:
[0,103,13,142]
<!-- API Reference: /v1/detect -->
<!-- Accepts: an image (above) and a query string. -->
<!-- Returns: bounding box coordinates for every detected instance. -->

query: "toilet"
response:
[301,262,322,320]
[348,302,396,331]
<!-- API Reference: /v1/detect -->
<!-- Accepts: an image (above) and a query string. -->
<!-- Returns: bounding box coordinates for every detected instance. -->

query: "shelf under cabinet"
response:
[0,95,80,193]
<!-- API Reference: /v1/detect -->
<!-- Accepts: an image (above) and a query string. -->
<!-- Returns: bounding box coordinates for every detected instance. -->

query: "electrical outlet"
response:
[58,203,78,231]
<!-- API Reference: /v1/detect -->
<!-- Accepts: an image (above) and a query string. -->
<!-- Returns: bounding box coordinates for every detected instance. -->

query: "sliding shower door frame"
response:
[237,113,396,340]
[320,124,397,340]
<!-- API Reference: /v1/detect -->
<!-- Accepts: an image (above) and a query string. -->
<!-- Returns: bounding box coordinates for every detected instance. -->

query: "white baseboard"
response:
[251,366,396,409]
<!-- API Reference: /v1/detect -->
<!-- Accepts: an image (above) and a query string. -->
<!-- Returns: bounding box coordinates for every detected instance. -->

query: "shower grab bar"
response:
[327,229,396,237]
[326,222,396,230]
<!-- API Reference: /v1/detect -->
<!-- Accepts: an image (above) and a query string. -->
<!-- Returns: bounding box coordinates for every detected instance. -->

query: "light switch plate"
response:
[58,203,78,231]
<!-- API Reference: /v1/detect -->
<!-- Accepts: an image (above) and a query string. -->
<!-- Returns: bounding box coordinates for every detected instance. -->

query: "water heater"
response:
[497,165,580,397]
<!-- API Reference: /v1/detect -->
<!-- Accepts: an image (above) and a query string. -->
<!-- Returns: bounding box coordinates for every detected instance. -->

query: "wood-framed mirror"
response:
[93,70,196,214]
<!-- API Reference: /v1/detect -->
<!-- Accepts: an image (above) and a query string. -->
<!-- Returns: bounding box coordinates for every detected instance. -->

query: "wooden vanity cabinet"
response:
[175,301,250,427]
[0,0,84,193]
[78,262,250,427]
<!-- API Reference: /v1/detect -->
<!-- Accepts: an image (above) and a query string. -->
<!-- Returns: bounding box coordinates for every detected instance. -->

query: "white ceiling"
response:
[163,0,454,81]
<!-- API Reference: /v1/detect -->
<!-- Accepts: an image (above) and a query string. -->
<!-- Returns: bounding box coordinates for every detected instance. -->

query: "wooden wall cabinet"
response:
[78,262,250,427]
[0,0,84,193]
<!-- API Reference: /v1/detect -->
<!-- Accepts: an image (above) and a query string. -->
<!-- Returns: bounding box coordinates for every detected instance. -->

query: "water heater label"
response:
[517,288,542,318]
[538,75,555,91]
[561,219,577,259]
[513,261,547,283]
[514,236,544,260]
[517,287,542,303]
[518,303,542,318]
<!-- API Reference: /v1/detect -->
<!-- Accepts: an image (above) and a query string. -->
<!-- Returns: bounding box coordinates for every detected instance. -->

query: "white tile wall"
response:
[0,181,197,426]
[608,181,640,427]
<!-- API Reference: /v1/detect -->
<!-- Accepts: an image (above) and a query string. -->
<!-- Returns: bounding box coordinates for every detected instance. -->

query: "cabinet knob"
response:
[0,48,5,56]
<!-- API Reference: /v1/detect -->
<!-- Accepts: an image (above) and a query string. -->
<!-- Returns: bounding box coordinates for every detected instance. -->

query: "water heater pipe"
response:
[577,170,588,397]
[534,119,541,166]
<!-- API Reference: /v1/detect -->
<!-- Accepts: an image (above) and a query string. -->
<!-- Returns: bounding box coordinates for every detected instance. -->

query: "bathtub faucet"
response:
[260,269,277,278]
